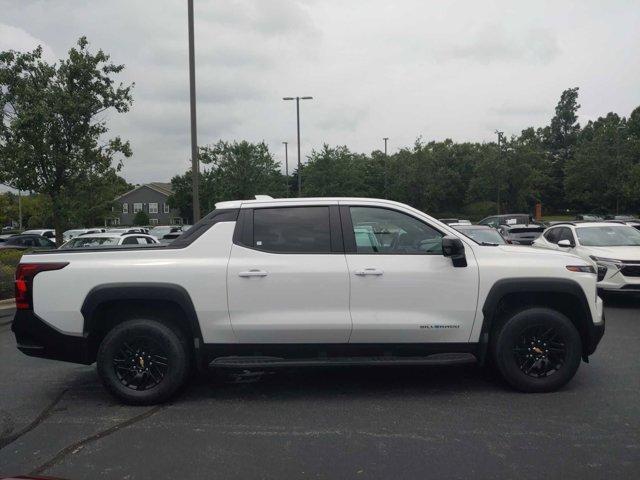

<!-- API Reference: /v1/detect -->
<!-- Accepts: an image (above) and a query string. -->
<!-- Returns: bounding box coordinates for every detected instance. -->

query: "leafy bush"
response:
[133,211,149,226]
[0,249,23,300]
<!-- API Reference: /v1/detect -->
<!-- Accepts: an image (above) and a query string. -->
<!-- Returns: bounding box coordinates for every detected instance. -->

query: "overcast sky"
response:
[1,0,639,186]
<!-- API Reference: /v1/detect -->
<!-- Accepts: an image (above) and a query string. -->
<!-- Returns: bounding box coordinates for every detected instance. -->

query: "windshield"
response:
[457,228,506,245]
[63,236,120,248]
[150,227,172,236]
[576,226,640,247]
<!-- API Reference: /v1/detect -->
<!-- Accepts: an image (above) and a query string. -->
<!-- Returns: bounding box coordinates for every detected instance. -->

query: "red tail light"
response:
[15,262,69,310]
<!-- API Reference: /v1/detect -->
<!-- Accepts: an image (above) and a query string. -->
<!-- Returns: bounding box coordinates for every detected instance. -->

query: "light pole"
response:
[283,96,313,196]
[383,137,389,198]
[282,141,289,177]
[495,130,504,214]
[188,0,200,223]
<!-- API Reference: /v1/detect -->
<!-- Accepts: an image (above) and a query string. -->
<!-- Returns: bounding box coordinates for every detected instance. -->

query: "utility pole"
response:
[383,137,389,198]
[188,0,200,222]
[283,96,313,196]
[282,141,289,177]
[495,130,504,215]
[18,189,22,230]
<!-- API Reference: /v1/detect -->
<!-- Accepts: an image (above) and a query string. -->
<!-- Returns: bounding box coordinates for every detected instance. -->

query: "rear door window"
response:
[253,207,331,253]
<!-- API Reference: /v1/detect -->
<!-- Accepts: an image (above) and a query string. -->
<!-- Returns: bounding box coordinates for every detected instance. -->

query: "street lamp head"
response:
[301,96,313,100]
[383,137,389,141]
[282,97,294,101]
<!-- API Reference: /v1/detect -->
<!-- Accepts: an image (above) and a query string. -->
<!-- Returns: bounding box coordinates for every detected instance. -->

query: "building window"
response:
[149,218,159,225]
[122,203,128,214]
[133,203,143,213]
[149,202,158,214]
[112,218,120,226]
[164,203,170,214]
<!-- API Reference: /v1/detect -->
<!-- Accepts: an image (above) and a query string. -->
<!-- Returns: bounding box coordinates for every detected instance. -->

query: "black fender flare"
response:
[81,282,204,355]
[477,277,598,364]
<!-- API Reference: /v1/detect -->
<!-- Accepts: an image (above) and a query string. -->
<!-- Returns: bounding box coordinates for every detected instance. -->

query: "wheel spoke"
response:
[514,324,567,378]
[112,336,169,391]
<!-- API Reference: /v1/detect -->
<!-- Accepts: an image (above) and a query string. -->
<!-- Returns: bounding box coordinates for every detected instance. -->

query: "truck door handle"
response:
[238,269,268,278]
[354,268,384,276]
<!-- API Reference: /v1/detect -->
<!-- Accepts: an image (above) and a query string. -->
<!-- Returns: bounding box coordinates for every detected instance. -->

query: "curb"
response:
[0,298,15,306]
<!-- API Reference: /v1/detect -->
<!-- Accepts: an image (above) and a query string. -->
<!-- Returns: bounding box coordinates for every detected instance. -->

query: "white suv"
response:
[533,222,640,293]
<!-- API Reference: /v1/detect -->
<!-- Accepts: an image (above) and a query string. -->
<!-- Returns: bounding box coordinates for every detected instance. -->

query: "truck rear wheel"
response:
[493,308,582,393]
[97,319,191,405]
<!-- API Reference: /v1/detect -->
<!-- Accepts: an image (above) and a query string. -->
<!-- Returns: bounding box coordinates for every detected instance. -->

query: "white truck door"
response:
[227,206,352,343]
[341,204,479,343]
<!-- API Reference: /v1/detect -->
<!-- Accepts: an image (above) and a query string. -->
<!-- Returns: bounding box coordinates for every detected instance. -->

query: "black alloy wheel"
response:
[512,325,567,378]
[113,337,170,391]
[493,307,582,393]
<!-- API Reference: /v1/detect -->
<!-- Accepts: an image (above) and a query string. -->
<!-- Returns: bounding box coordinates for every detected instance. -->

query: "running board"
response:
[209,353,477,369]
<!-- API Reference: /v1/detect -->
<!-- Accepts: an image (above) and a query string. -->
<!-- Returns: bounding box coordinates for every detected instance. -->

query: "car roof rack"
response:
[254,195,273,201]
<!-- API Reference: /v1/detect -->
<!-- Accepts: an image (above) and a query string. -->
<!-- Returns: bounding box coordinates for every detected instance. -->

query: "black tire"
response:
[493,308,582,393]
[97,319,191,405]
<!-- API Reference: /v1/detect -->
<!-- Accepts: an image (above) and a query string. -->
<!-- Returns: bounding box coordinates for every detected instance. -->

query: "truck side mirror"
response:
[442,236,467,267]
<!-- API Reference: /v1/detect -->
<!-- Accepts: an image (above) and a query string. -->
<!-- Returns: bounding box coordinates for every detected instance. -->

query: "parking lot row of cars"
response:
[0,225,190,250]
[440,214,640,294]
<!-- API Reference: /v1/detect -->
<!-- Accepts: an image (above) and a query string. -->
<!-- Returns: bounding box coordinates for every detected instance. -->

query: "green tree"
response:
[303,145,370,197]
[541,87,581,211]
[0,37,133,244]
[565,112,635,213]
[133,211,149,226]
[169,141,286,221]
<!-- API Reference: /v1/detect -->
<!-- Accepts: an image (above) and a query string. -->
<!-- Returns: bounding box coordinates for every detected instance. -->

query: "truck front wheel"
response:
[97,318,191,405]
[493,308,582,393]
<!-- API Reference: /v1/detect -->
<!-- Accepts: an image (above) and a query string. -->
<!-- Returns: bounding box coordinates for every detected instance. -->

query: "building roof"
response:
[115,182,174,201]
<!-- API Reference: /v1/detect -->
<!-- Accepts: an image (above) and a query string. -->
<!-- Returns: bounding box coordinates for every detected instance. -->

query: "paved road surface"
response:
[0,298,638,479]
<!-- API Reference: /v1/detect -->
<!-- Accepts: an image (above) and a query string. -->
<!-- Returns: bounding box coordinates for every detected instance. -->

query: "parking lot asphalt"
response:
[0,298,638,480]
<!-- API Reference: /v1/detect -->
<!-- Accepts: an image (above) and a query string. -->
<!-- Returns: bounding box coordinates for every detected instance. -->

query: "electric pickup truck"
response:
[12,197,605,404]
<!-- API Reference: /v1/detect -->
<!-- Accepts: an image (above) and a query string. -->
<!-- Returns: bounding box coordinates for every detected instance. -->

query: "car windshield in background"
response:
[63,236,120,248]
[457,228,506,245]
[499,215,530,225]
[576,226,640,247]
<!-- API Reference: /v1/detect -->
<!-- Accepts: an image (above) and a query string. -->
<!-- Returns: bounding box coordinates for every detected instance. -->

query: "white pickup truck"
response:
[12,197,605,404]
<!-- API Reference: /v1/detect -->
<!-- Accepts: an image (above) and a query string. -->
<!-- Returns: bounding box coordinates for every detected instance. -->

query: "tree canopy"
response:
[0,37,133,242]
[170,88,640,220]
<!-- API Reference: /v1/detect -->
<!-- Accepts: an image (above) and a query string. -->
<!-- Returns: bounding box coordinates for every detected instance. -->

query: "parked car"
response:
[107,227,150,235]
[12,196,605,404]
[452,224,507,245]
[498,223,546,245]
[149,225,182,240]
[532,221,640,293]
[60,232,160,250]
[21,229,55,240]
[0,234,56,250]
[62,228,107,243]
[605,215,639,221]
[59,232,160,249]
[438,218,471,225]
[575,214,604,221]
[478,214,532,228]
[159,232,183,245]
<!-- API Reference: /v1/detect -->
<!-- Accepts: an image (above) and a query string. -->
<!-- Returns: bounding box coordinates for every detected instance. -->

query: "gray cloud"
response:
[441,25,560,65]
[1,0,639,184]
